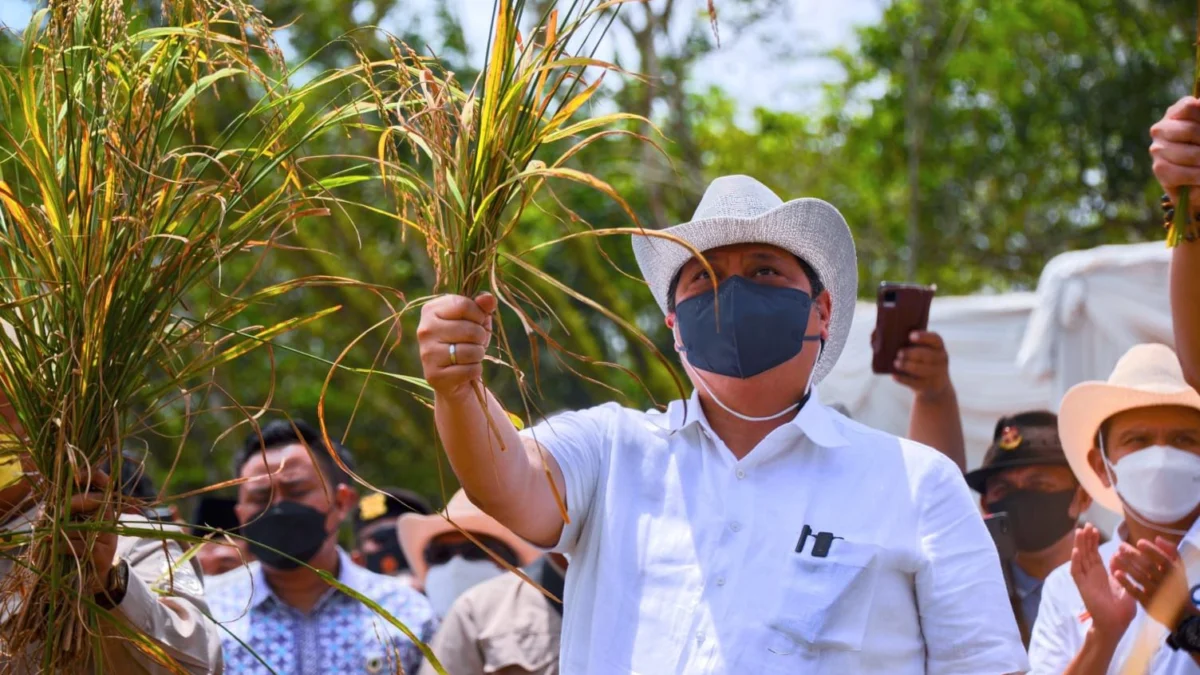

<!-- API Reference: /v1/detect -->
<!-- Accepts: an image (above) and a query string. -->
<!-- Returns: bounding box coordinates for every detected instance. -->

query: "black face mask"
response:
[986,489,1077,553]
[676,275,821,379]
[242,501,330,570]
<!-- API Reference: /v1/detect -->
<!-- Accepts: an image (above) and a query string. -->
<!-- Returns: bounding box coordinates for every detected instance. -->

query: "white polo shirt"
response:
[523,389,1027,674]
[1028,522,1200,674]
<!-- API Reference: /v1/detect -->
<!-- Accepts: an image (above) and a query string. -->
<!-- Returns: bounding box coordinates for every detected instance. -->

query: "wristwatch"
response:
[94,558,129,610]
[1167,614,1200,653]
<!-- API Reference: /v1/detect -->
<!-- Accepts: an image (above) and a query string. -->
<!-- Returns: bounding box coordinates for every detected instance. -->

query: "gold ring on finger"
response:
[449,343,458,366]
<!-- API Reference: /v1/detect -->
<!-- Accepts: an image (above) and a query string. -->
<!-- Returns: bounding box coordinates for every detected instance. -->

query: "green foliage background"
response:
[0,0,1190,512]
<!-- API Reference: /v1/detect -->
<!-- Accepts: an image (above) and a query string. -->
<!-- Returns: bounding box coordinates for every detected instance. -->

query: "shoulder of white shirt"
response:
[541,395,959,477]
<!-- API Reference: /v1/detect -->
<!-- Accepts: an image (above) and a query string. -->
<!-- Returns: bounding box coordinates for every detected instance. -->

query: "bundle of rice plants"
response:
[354,0,708,448]
[0,0,358,669]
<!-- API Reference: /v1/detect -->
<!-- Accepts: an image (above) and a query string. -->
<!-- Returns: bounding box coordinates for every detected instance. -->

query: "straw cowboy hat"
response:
[396,489,541,585]
[631,175,858,384]
[1058,343,1200,515]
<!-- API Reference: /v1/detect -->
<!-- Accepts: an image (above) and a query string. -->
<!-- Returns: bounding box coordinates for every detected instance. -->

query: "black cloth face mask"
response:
[243,500,331,570]
[676,275,821,379]
[986,489,1077,553]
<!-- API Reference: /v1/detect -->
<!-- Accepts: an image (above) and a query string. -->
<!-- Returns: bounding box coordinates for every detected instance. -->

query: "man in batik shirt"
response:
[207,420,436,674]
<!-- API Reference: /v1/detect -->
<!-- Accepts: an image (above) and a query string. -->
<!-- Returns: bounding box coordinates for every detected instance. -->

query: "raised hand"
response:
[893,331,952,399]
[1071,524,1135,639]
[1150,96,1200,202]
[61,470,117,595]
[1111,536,1193,628]
[417,293,497,398]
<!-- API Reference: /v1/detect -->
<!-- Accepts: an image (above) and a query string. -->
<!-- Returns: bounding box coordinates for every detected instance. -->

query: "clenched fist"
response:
[417,293,496,397]
[893,331,952,399]
[1150,96,1200,202]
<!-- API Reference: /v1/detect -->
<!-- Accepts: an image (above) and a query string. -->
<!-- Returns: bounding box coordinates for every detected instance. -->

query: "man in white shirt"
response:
[416,175,1028,673]
[1028,344,1200,674]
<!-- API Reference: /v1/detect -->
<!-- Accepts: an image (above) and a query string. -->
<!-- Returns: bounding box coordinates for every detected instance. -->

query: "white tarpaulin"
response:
[1015,242,1174,405]
[820,242,1172,528]
[821,292,1052,470]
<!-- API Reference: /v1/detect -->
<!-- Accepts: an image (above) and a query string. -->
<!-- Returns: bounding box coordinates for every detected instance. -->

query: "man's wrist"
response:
[913,384,955,403]
[434,384,482,406]
[1167,614,1200,653]
[1087,622,1129,646]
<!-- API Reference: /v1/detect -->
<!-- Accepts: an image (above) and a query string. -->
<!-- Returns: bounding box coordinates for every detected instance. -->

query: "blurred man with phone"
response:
[965,412,1092,644]
[870,283,967,470]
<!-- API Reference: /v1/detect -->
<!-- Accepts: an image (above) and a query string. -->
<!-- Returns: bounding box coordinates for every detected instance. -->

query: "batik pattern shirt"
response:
[207,548,435,674]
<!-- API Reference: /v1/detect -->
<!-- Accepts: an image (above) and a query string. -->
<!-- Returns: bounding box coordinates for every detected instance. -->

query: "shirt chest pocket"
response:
[765,541,881,655]
[480,632,559,674]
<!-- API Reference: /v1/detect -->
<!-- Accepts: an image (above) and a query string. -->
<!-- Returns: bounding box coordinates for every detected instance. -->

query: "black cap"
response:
[190,496,239,537]
[964,411,1069,494]
[354,487,433,531]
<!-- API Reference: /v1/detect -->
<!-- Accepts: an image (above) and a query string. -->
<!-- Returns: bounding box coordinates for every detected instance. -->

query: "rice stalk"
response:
[0,0,357,669]
[344,0,718,459]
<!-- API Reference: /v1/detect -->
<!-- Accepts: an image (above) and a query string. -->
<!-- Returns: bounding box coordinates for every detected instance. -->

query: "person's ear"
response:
[1087,448,1111,488]
[665,313,683,352]
[334,484,357,523]
[817,291,833,341]
[1069,485,1093,520]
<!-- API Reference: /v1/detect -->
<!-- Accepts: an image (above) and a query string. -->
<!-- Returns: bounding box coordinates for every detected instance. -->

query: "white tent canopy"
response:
[1015,243,1174,405]
[820,242,1173,529]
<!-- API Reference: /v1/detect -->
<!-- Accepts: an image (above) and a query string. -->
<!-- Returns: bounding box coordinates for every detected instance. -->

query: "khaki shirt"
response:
[420,560,562,675]
[0,507,222,674]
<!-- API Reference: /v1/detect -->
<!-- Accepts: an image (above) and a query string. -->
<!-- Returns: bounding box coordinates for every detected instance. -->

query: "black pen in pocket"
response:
[794,524,812,554]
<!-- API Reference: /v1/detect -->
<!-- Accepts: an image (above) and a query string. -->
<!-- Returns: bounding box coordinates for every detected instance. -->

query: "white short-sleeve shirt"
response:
[1028,522,1200,675]
[522,389,1028,674]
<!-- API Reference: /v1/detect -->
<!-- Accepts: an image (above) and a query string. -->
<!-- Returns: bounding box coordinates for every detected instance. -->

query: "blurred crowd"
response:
[3,102,1200,675]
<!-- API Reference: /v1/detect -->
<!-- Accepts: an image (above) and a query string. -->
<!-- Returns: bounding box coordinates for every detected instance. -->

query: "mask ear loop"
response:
[676,324,821,423]
[685,361,800,422]
[1098,431,1188,537]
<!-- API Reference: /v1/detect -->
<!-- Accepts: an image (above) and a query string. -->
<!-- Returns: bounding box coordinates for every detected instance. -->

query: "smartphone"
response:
[871,282,936,374]
[984,512,1016,562]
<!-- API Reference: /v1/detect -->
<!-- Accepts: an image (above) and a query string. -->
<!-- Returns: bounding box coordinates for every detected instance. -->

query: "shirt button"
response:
[736,469,745,479]
[730,522,742,532]
[716,577,726,587]
[696,631,705,643]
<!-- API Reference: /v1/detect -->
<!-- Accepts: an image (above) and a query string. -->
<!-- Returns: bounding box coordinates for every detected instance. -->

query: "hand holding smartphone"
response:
[871,282,936,374]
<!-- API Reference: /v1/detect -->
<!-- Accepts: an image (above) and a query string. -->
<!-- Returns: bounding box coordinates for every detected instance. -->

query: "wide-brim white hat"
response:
[631,175,858,383]
[396,489,541,587]
[1058,343,1200,515]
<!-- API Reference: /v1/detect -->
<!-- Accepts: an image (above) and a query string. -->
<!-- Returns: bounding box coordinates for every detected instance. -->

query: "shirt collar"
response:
[248,547,366,611]
[665,386,848,449]
[1181,516,1200,557]
[1009,560,1043,599]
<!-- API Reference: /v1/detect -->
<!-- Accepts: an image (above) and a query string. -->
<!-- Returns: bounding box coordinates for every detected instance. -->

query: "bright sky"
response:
[0,0,883,112]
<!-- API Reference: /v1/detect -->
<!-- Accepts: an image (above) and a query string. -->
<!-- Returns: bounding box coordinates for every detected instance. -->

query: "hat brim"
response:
[396,511,542,587]
[1058,381,1200,515]
[963,457,1071,495]
[631,198,858,384]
